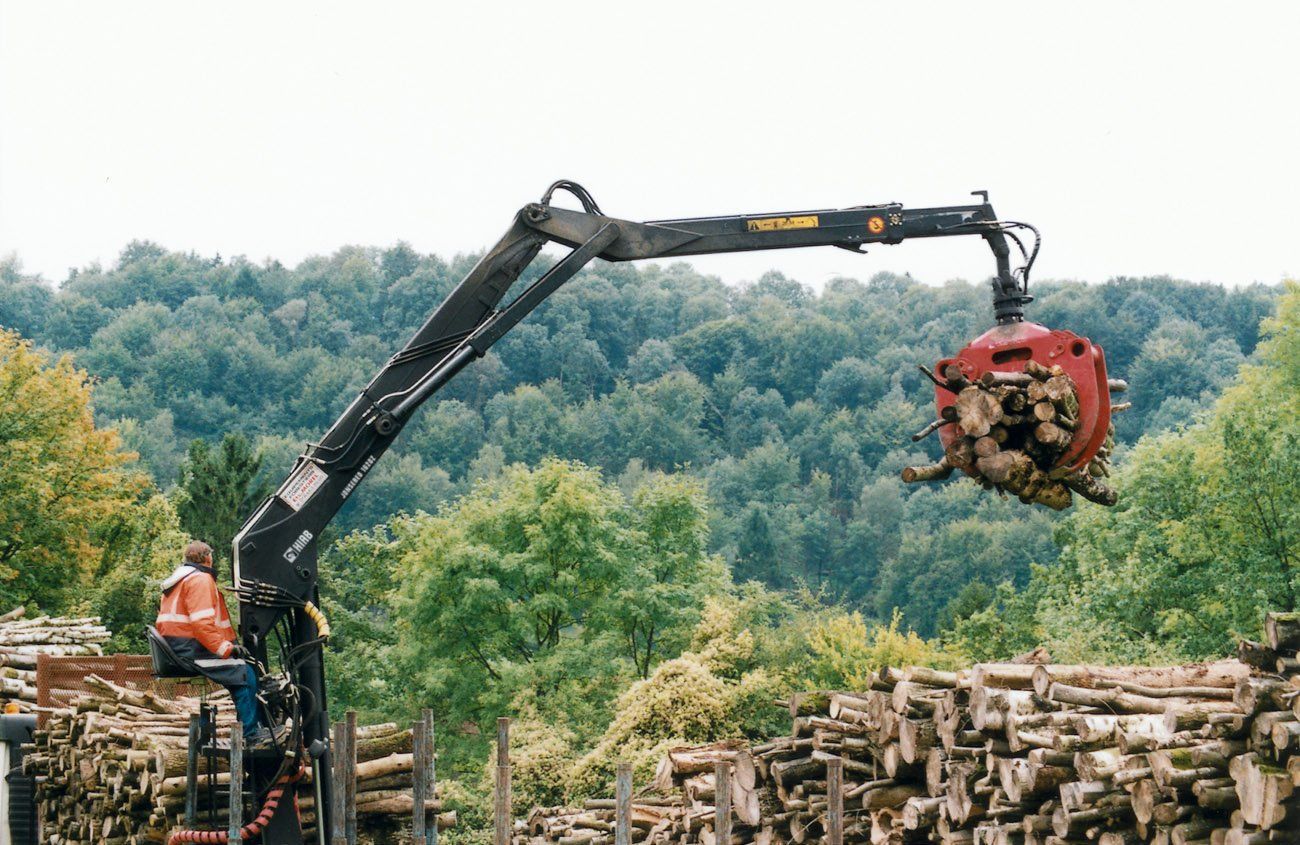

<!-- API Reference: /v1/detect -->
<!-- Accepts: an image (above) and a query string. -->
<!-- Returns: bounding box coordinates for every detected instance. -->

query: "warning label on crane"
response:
[746,215,819,232]
[279,460,328,512]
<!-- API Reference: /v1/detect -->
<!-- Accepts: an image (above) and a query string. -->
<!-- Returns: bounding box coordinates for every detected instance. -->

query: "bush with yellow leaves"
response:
[804,607,955,689]
[566,656,730,798]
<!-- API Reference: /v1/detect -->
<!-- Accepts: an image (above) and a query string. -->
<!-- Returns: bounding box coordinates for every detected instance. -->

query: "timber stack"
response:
[902,362,1127,510]
[0,606,112,709]
[519,611,1300,845]
[25,674,450,845]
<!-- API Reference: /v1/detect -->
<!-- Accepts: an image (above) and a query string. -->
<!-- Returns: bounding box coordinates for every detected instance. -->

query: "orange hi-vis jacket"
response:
[156,563,236,659]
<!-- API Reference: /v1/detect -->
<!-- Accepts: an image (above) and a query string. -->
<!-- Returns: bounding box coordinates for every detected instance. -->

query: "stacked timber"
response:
[520,614,1300,845]
[25,674,448,845]
[521,798,683,845]
[0,606,112,708]
[902,362,1127,510]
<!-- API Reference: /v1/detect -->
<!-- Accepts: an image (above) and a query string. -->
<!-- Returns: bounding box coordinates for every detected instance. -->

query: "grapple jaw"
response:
[935,321,1111,475]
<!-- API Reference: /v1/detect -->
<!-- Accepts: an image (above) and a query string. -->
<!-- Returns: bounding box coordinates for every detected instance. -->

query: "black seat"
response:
[145,625,201,679]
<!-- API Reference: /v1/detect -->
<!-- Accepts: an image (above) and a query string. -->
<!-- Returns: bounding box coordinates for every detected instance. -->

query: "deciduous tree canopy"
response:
[0,244,1279,634]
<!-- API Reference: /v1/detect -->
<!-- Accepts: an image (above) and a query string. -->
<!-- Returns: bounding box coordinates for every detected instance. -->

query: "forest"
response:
[2,243,1296,817]
[0,246,1276,628]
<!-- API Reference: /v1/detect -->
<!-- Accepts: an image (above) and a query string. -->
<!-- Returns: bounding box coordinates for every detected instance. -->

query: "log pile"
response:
[25,674,447,845]
[902,362,1127,510]
[0,606,112,708]
[519,613,1300,845]
[521,798,683,845]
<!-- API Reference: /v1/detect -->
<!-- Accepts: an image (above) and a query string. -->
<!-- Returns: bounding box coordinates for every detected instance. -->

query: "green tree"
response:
[0,330,149,610]
[318,521,411,720]
[173,433,271,563]
[83,493,188,652]
[394,460,721,726]
[601,473,726,676]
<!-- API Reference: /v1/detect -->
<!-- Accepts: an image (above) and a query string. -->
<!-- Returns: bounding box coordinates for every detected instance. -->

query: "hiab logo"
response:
[283,529,314,562]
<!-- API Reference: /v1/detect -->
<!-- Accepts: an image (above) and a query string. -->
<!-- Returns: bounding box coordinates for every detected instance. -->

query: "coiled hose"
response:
[302,601,331,639]
[166,765,304,845]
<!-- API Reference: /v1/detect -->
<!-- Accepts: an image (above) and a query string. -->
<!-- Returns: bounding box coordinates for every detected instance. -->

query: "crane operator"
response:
[156,540,273,747]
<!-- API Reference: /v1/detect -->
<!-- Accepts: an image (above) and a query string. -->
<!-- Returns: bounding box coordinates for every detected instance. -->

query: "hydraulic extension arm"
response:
[229,182,1036,844]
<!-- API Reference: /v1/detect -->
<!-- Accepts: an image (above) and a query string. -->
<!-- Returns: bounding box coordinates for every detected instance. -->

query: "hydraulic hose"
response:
[166,765,304,845]
[302,601,331,639]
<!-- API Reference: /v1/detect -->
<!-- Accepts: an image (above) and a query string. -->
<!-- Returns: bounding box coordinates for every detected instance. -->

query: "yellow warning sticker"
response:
[746,215,819,232]
[867,216,886,234]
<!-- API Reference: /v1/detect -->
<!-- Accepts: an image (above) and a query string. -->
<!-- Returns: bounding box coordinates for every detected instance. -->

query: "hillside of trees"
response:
[4,244,1297,819]
[0,246,1278,636]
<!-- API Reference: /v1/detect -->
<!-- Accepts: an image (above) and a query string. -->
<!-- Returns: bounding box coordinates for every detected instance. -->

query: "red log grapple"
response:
[934,321,1111,475]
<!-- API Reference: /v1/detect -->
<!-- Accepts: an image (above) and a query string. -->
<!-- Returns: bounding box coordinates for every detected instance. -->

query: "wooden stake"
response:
[495,718,511,845]
[413,719,427,845]
[827,755,844,845]
[345,710,358,845]
[424,709,437,845]
[184,714,199,827]
[228,730,243,844]
[714,760,731,845]
[615,762,633,845]
[331,720,348,845]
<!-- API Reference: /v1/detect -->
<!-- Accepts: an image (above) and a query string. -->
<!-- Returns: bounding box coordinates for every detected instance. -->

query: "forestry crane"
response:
[152,182,1115,845]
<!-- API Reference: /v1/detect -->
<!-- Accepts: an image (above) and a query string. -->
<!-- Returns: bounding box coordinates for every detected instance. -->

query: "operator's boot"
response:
[245,724,287,753]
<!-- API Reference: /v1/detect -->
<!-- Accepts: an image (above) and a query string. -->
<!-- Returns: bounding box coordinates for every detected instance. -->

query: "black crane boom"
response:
[227,182,1034,844]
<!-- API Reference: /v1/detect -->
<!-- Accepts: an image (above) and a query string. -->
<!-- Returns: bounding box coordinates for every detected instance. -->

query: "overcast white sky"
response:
[2,1,1297,290]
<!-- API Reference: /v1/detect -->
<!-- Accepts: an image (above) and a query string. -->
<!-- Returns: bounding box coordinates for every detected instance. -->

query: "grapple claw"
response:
[934,321,1111,476]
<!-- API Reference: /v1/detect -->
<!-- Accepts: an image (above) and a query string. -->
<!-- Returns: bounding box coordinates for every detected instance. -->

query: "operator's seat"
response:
[146,625,201,679]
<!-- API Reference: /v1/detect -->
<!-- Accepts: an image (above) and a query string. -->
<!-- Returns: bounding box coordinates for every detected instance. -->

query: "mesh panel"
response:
[35,654,211,725]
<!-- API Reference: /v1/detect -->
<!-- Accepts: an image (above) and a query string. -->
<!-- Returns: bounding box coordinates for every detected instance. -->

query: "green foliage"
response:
[397,459,627,682]
[319,521,412,721]
[172,433,271,565]
[604,473,726,676]
[380,460,722,744]
[81,493,189,653]
[1,242,1279,631]
[804,608,954,689]
[0,330,150,610]
[0,328,185,640]
[482,710,576,811]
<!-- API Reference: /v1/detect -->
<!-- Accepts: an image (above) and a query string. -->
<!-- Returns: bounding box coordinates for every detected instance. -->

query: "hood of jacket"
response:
[161,561,217,595]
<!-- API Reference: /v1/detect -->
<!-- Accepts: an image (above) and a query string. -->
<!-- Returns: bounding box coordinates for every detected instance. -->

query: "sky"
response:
[1,1,1298,291]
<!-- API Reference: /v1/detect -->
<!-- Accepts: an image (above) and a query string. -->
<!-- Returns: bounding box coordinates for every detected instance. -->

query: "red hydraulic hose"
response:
[167,765,304,845]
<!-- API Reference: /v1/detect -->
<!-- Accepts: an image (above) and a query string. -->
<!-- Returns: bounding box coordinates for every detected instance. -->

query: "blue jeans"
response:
[227,664,262,738]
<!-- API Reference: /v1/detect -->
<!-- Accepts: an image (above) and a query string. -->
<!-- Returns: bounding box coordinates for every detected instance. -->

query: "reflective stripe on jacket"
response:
[156,563,236,659]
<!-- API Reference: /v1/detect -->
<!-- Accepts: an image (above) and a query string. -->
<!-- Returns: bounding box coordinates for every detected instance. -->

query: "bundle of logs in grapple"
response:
[0,606,113,709]
[25,674,451,845]
[519,612,1300,845]
[902,361,1129,510]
